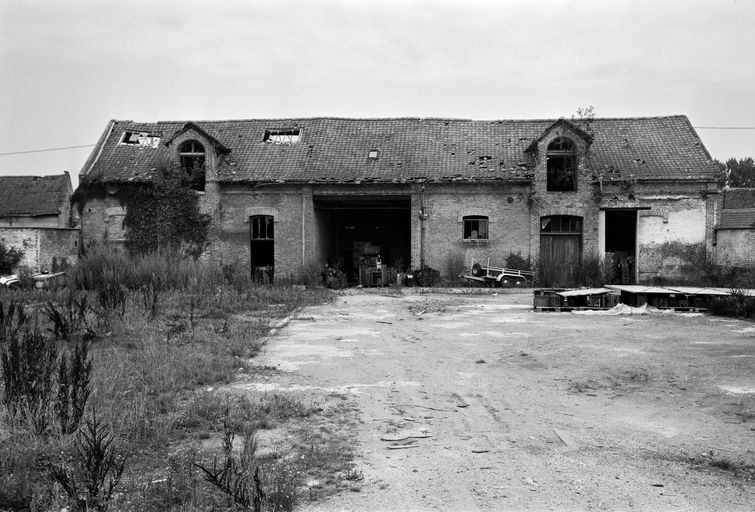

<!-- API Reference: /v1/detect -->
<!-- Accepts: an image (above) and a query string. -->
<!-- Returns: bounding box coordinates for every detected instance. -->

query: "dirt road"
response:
[237,291,755,511]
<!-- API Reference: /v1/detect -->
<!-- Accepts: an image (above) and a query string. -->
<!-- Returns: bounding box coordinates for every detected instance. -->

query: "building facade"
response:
[0,173,79,273]
[75,116,721,285]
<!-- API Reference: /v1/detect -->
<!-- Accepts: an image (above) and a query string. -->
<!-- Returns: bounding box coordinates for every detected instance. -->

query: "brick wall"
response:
[715,230,755,267]
[412,183,531,275]
[0,227,79,272]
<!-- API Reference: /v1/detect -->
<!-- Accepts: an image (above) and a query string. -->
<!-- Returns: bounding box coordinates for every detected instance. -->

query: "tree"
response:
[716,157,755,188]
[0,241,23,274]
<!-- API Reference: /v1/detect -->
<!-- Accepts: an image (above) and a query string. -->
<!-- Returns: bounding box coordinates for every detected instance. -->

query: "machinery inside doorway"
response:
[314,196,411,286]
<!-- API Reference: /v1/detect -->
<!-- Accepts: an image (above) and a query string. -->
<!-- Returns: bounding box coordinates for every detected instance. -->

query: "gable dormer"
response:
[526,119,594,193]
[164,122,231,191]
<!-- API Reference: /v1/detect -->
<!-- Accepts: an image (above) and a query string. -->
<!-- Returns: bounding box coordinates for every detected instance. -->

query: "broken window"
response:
[540,215,582,234]
[463,215,489,240]
[546,137,577,191]
[263,129,301,145]
[120,131,160,148]
[251,215,274,240]
[178,140,206,191]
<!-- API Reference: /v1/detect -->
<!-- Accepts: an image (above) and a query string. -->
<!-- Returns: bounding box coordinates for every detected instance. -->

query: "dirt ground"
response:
[234,291,755,511]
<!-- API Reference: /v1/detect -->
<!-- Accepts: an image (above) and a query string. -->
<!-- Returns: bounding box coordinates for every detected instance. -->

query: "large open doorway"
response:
[605,209,637,284]
[314,196,411,286]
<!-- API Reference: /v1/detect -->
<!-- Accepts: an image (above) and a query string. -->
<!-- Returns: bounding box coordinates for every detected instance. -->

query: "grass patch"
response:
[0,250,335,510]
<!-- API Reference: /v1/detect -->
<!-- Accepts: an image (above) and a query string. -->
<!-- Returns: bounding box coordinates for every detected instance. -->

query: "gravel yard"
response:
[236,291,755,511]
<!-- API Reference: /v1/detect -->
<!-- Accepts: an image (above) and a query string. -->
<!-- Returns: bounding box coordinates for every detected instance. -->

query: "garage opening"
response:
[605,210,637,284]
[314,196,411,286]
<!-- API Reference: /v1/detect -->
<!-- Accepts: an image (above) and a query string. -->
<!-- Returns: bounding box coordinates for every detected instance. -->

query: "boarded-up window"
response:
[107,213,126,242]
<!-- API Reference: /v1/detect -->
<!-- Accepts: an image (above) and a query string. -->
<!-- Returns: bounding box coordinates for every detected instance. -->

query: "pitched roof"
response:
[0,173,71,217]
[723,188,755,209]
[80,115,720,185]
[717,209,755,230]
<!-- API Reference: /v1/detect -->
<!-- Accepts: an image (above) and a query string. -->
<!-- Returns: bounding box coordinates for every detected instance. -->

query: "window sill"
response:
[461,238,489,244]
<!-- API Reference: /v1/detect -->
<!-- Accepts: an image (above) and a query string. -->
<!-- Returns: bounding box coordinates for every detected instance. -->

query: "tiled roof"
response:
[723,188,755,209]
[717,209,755,230]
[0,173,71,217]
[81,116,720,185]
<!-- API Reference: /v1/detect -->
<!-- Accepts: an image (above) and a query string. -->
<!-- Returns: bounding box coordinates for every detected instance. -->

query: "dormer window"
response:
[547,137,577,192]
[263,129,301,145]
[178,140,205,191]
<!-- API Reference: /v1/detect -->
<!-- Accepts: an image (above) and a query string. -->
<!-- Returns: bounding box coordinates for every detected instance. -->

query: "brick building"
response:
[0,173,79,272]
[714,188,755,268]
[75,116,720,285]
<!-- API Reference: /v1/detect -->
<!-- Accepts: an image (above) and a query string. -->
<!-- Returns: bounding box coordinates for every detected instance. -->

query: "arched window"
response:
[178,140,205,191]
[546,137,576,191]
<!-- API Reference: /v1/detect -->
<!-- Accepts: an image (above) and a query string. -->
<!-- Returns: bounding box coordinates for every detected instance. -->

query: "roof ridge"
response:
[111,115,691,125]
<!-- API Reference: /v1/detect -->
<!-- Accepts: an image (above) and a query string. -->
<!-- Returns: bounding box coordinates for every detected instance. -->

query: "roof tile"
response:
[81,116,720,184]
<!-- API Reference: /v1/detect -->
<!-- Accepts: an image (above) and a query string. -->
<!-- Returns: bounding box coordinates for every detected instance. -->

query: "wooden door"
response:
[540,216,582,286]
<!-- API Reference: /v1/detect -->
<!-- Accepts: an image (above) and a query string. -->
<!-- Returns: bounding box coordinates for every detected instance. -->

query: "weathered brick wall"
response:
[715,230,755,267]
[528,127,601,261]
[217,185,306,277]
[0,227,78,272]
[412,183,531,275]
[0,215,61,228]
[78,195,125,248]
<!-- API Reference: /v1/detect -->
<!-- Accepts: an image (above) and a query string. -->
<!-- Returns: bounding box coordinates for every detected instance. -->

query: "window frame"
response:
[546,137,577,192]
[462,215,489,241]
[178,139,206,171]
[250,215,275,241]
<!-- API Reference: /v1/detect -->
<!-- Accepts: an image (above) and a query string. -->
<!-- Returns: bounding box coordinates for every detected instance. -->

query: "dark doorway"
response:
[539,215,583,286]
[314,196,411,286]
[605,210,637,284]
[250,215,274,283]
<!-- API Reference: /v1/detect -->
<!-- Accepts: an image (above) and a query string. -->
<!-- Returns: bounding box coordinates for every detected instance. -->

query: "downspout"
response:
[301,191,306,267]
[419,185,428,270]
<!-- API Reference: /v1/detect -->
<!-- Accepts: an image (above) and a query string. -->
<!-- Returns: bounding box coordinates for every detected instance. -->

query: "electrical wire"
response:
[693,126,755,130]
[0,126,753,156]
[0,144,95,156]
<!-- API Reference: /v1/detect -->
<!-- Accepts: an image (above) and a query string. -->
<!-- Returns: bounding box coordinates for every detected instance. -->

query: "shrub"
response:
[50,408,128,512]
[57,339,93,434]
[0,299,28,342]
[0,241,23,275]
[505,251,531,270]
[1,329,58,434]
[709,290,755,318]
[443,252,466,286]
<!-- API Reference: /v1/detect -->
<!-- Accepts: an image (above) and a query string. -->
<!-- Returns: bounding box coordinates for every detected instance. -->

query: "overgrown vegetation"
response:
[0,241,23,275]
[0,248,337,510]
[73,164,210,259]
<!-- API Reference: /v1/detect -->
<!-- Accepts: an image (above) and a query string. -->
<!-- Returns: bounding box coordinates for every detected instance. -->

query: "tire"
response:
[471,263,483,277]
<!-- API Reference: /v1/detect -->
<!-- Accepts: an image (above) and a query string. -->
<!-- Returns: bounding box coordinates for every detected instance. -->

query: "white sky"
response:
[1,0,753,189]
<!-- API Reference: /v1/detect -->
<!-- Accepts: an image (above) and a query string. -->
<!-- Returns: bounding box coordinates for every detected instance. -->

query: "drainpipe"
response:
[419,185,428,270]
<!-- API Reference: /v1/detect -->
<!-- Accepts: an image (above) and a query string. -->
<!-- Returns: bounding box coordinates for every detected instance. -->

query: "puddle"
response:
[718,385,755,394]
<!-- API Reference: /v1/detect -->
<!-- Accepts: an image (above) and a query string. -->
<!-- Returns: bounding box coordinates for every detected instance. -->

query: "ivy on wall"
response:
[73,164,210,259]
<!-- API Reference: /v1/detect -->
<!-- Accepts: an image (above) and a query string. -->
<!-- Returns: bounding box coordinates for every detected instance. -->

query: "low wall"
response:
[0,227,79,273]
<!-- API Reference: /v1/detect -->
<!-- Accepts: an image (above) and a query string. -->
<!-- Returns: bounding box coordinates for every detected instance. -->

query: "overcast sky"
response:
[1,0,753,188]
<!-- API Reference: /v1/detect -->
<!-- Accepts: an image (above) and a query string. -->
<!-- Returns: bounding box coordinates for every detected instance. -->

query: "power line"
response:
[0,126,752,155]
[694,126,755,130]
[0,144,95,156]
